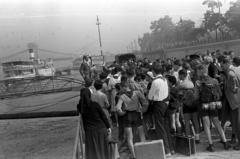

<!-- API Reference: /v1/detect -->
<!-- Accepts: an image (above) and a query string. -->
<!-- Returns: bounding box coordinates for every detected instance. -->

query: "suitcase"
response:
[134,140,165,159]
[172,133,196,156]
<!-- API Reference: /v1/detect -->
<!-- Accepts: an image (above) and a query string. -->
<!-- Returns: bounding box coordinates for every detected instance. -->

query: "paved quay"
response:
[112,124,240,159]
[0,117,78,159]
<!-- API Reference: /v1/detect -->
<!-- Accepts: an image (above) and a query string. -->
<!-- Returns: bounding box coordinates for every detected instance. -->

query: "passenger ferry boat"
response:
[2,59,55,80]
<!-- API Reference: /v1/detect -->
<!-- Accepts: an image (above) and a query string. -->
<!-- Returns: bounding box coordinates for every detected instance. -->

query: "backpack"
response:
[200,83,220,103]
[182,89,196,108]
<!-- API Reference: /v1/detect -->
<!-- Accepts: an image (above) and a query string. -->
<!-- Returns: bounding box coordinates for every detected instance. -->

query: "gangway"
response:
[0,76,84,100]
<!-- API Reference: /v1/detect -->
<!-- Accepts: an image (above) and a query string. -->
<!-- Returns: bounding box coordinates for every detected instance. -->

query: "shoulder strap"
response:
[153,76,166,81]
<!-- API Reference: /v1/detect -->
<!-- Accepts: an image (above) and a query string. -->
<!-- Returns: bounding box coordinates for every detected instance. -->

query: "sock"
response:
[195,134,200,140]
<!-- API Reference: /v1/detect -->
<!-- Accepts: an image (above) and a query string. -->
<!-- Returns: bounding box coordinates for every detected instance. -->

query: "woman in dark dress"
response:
[77,86,111,159]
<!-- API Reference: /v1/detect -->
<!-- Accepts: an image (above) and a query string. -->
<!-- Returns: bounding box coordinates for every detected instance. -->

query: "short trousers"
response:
[198,104,218,118]
[169,107,180,113]
[123,111,142,128]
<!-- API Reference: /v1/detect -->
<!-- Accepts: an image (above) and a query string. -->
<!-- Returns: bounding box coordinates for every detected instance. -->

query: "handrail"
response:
[72,114,85,159]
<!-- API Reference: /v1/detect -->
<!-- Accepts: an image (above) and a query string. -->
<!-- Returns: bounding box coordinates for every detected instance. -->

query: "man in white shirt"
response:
[148,62,171,157]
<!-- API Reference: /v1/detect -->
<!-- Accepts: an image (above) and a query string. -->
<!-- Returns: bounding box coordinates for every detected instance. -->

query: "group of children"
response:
[84,52,239,158]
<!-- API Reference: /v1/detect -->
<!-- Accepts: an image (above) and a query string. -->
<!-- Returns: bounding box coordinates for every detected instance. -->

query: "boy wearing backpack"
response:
[194,64,231,152]
[166,75,182,134]
[178,69,200,143]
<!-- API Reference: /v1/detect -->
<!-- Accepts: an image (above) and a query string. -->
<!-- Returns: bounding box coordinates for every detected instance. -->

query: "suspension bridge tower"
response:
[27,42,39,60]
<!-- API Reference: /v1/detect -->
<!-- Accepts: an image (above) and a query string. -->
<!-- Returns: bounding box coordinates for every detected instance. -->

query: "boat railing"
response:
[72,114,85,159]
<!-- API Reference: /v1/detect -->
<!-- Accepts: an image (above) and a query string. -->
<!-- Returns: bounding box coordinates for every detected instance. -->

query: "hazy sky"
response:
[0,0,231,59]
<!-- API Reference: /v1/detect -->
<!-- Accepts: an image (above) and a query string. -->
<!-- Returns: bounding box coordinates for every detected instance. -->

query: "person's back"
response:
[91,91,109,109]
[118,90,148,112]
[126,67,143,92]
[82,101,110,131]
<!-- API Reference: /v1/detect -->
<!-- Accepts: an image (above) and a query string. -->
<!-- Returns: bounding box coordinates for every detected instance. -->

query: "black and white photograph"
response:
[0,0,240,159]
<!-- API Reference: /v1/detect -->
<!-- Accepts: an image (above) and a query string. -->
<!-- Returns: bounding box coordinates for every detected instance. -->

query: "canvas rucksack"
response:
[182,89,196,108]
[200,83,221,103]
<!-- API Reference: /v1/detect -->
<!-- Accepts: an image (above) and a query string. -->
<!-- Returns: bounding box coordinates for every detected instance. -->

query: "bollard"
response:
[134,140,166,159]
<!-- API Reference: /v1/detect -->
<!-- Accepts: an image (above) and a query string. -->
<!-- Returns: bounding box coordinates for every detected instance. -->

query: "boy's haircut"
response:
[111,68,117,75]
[166,75,176,86]
[178,69,188,77]
[152,62,162,74]
[114,66,121,73]
[115,83,121,91]
[105,69,111,75]
[173,59,182,66]
[211,52,216,56]
[166,65,173,72]
[99,72,108,80]
[126,67,136,77]
[85,78,94,87]
[196,64,207,73]
[140,73,146,80]
[120,81,129,88]
[221,57,231,64]
[182,62,190,70]
[233,56,240,67]
[94,79,103,90]
[121,75,128,82]
[134,74,141,82]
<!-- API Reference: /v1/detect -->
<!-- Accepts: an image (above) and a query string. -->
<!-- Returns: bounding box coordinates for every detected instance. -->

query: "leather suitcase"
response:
[134,140,165,159]
[172,134,196,156]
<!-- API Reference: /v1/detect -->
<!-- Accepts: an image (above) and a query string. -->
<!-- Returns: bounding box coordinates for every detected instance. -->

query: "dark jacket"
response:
[79,62,91,76]
[82,101,111,131]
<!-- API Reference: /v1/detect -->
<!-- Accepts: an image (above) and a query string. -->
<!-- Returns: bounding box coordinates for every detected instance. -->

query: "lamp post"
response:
[96,16,103,56]
[180,16,184,42]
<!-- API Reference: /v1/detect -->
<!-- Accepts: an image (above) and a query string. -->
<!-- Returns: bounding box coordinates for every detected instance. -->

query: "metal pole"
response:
[96,16,103,56]
[218,0,223,41]
[131,42,133,53]
[134,39,137,52]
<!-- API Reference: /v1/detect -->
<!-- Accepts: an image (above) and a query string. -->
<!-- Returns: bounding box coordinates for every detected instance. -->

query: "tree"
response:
[202,0,222,12]
[138,33,153,52]
[149,15,175,48]
[225,0,240,35]
[174,19,196,41]
[202,10,221,31]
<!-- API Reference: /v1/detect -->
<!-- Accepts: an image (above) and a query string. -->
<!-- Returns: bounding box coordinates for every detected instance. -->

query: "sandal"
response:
[233,145,240,151]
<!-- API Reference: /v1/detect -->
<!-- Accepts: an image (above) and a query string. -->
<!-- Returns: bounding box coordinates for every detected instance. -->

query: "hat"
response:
[189,54,200,60]
[147,71,154,79]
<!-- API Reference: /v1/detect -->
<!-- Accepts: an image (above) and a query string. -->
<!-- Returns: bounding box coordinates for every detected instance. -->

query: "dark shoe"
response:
[170,128,176,134]
[195,140,200,144]
[223,142,231,150]
[233,145,240,151]
[220,140,224,144]
[230,134,237,144]
[206,144,215,152]
[230,137,237,144]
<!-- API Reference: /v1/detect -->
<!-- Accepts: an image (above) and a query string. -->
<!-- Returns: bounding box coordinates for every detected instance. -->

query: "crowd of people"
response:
[77,51,240,159]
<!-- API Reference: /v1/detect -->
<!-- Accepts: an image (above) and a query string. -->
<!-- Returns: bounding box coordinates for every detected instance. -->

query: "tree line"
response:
[138,0,240,52]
